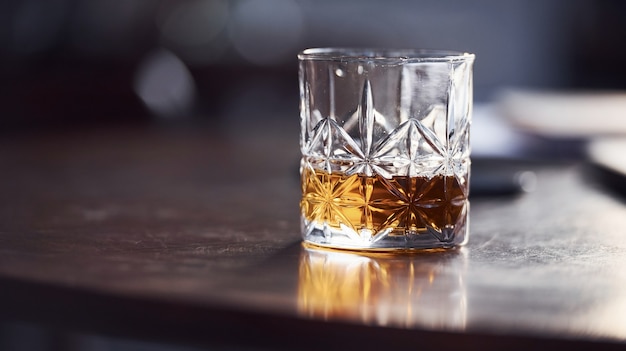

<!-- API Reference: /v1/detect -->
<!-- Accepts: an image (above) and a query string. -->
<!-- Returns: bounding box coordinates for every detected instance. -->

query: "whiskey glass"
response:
[299,48,474,250]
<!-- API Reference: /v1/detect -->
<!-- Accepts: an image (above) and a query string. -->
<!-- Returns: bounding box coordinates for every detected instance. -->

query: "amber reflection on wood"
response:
[297,246,466,328]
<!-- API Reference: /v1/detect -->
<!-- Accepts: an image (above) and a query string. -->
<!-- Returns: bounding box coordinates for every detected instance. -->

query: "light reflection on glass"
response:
[297,244,467,330]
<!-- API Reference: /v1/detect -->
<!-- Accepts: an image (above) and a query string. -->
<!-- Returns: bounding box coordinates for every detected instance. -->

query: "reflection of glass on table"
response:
[297,244,467,330]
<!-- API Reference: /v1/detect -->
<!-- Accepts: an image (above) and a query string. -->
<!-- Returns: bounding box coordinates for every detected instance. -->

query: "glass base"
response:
[301,216,468,252]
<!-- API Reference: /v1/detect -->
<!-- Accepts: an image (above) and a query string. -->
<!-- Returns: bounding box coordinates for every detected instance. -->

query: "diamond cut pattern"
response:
[304,107,454,178]
[303,67,470,179]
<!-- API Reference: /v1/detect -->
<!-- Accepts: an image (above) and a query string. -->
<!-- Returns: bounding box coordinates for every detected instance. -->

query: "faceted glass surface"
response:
[299,48,474,250]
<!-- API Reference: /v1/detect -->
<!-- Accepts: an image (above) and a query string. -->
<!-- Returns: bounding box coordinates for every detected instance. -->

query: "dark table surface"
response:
[1,125,626,350]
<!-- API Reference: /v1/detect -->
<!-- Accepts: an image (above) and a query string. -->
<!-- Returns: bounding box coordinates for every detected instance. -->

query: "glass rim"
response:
[298,47,474,63]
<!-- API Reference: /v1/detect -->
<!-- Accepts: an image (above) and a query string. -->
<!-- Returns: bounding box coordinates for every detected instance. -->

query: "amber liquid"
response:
[301,167,467,238]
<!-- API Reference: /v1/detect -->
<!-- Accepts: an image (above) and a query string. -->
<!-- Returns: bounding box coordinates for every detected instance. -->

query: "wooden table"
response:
[1,126,626,350]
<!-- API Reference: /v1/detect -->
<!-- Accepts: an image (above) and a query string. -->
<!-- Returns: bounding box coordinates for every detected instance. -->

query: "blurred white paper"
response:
[472,103,527,157]
[588,138,626,176]
[498,90,626,138]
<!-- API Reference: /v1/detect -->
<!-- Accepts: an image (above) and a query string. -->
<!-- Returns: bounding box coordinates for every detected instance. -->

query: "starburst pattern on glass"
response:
[299,48,474,250]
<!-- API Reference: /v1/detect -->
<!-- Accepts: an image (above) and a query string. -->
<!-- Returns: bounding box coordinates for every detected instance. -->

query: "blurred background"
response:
[0,0,625,136]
